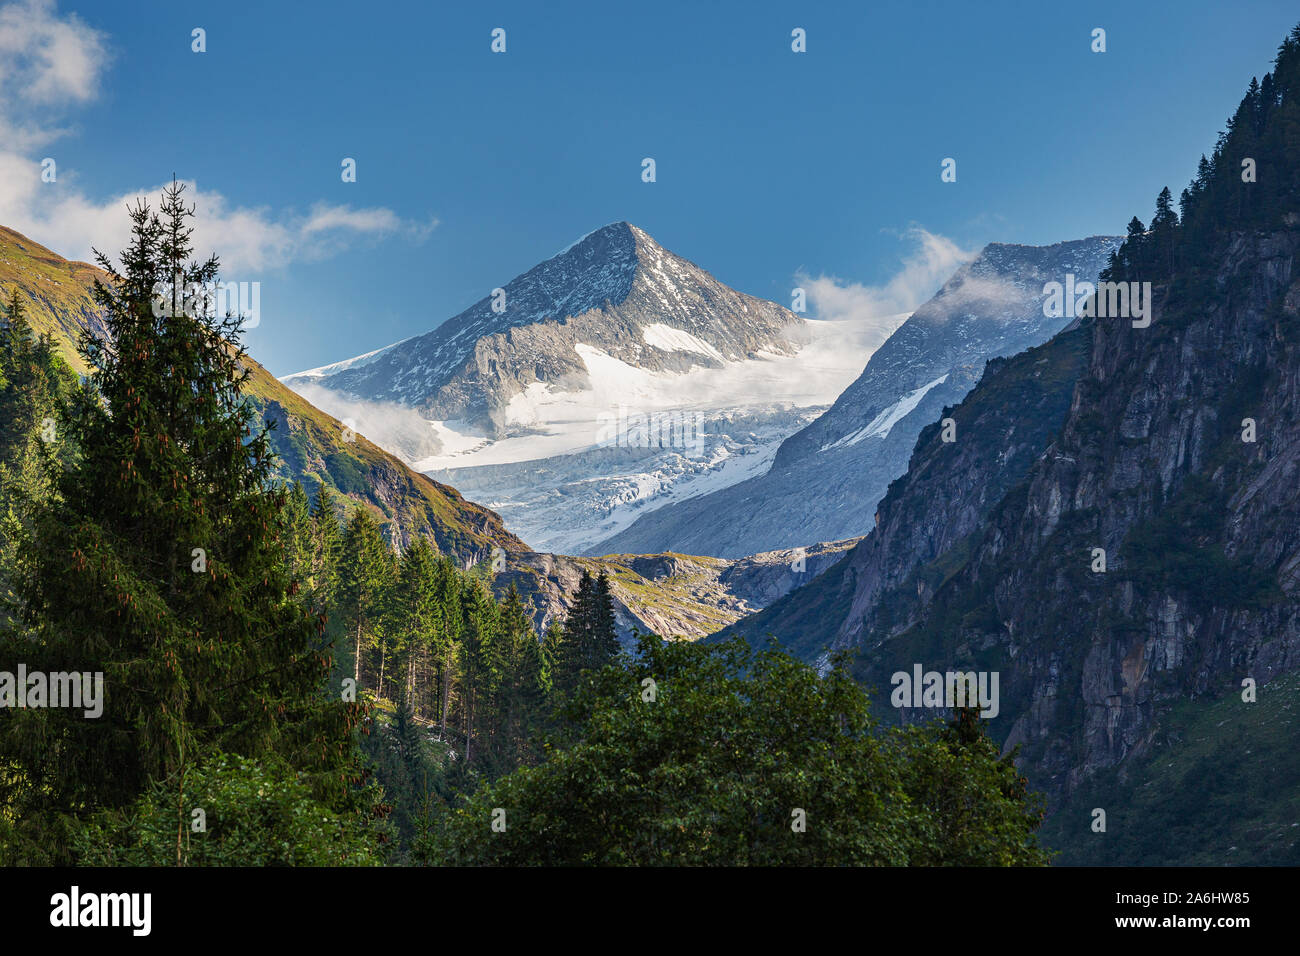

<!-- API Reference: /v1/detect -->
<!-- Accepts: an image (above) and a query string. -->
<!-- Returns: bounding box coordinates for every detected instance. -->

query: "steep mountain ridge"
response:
[937,229,1300,801]
[0,225,524,564]
[726,229,1300,846]
[0,225,109,377]
[777,238,1121,467]
[724,321,1091,663]
[723,27,1300,863]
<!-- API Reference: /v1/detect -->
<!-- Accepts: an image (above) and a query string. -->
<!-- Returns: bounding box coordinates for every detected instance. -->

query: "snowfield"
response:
[821,373,949,450]
[288,310,906,553]
[410,311,909,473]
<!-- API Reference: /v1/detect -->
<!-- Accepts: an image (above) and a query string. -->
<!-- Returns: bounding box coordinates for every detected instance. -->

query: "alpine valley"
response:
[3,12,1298,872]
[8,0,1300,878]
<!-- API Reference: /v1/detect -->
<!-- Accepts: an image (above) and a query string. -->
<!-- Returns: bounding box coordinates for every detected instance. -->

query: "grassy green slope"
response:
[1041,669,1300,865]
[0,225,526,563]
[0,225,106,376]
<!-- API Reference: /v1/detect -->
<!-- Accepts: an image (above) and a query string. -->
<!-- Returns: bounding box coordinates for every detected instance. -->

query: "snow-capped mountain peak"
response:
[283,221,806,433]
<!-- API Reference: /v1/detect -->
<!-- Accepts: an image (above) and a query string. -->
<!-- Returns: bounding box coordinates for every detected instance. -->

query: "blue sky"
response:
[2,0,1297,375]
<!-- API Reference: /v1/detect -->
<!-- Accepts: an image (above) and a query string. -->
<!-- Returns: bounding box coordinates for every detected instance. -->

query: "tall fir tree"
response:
[497,583,541,764]
[458,574,503,769]
[433,555,463,737]
[0,290,74,620]
[592,570,619,659]
[308,484,343,610]
[338,507,394,690]
[281,482,314,599]
[393,535,440,714]
[552,569,620,697]
[0,183,362,863]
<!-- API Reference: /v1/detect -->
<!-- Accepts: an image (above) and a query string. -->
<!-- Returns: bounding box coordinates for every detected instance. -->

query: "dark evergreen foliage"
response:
[1102,26,1300,285]
[0,185,365,862]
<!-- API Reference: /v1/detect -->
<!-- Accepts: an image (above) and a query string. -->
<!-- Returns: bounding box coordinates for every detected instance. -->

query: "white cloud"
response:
[0,0,106,149]
[291,384,444,463]
[797,227,979,323]
[0,0,432,273]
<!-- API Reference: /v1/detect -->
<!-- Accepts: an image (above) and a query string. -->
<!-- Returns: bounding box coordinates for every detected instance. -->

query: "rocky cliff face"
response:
[590,237,1120,559]
[729,227,1300,813]
[726,321,1090,663]
[728,30,1300,860]
[952,229,1300,801]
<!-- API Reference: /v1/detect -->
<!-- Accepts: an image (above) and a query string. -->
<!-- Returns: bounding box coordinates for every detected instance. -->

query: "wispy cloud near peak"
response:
[796,227,979,324]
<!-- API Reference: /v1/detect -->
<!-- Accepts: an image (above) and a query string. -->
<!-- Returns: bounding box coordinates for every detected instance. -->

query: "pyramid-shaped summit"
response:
[286,222,804,433]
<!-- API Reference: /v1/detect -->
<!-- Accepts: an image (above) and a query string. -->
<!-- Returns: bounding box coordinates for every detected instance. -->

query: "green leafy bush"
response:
[416,636,1049,866]
[72,753,383,866]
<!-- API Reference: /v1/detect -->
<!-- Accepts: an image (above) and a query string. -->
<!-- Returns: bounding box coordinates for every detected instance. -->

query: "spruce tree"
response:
[458,575,503,769]
[552,569,620,697]
[308,484,343,609]
[393,536,440,713]
[552,570,594,695]
[591,570,620,661]
[540,619,562,690]
[434,555,463,738]
[338,507,393,690]
[497,584,541,763]
[0,290,74,620]
[282,482,314,597]
[1150,186,1179,274]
